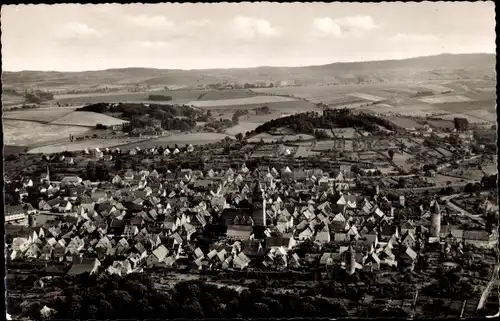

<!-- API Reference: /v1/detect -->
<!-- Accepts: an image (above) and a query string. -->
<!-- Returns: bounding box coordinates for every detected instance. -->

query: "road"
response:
[445,200,486,226]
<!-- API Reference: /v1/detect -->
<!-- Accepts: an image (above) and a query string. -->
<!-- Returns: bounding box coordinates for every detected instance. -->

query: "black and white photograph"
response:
[2,2,498,320]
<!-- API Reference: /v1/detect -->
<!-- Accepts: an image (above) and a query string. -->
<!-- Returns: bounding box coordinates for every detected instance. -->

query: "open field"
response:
[198,89,256,100]
[225,122,262,135]
[3,107,78,122]
[188,95,296,107]
[345,92,387,102]
[248,132,315,144]
[49,111,128,127]
[418,95,472,104]
[386,116,423,129]
[4,145,29,155]
[2,93,26,106]
[331,127,356,139]
[111,132,233,151]
[4,120,90,146]
[416,83,454,93]
[26,138,148,154]
[437,113,490,124]
[54,89,205,104]
[434,99,496,114]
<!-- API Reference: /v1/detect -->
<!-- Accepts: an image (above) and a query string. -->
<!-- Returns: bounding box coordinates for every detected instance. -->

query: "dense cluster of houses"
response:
[6,161,498,278]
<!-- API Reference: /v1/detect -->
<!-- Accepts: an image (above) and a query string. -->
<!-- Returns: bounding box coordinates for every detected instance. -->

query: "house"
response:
[463,230,498,249]
[60,176,83,186]
[58,200,73,213]
[146,245,169,267]
[314,225,331,243]
[67,258,101,275]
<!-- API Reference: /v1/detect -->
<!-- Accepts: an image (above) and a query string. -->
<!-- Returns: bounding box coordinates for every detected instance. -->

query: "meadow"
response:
[3,107,78,122]
[49,111,128,127]
[188,96,296,108]
[4,120,90,147]
[198,89,256,100]
[27,138,145,154]
[54,89,205,105]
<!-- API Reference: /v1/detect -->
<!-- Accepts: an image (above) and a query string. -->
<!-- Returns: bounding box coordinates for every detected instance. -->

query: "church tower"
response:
[346,244,356,275]
[430,200,441,238]
[252,181,266,226]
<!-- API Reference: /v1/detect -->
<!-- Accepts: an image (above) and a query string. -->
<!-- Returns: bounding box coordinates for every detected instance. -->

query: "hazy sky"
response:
[1,2,496,71]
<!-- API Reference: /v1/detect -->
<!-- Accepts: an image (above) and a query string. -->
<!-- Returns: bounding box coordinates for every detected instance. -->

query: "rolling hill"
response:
[49,111,129,127]
[2,53,495,89]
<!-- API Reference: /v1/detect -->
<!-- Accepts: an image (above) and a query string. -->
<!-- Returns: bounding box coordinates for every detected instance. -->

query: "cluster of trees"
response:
[253,105,271,115]
[148,94,173,101]
[204,118,234,132]
[35,274,352,320]
[252,109,401,137]
[77,103,201,132]
[453,117,469,132]
[314,129,330,140]
[422,267,479,300]
[232,110,249,124]
[85,161,111,181]
[25,90,54,104]
[95,123,108,130]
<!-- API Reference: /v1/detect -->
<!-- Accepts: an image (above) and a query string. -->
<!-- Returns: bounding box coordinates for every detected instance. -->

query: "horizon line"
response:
[3,52,495,73]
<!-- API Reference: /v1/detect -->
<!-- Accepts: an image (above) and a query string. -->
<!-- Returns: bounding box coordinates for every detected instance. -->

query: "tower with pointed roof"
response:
[346,244,356,275]
[430,200,441,238]
[252,180,266,226]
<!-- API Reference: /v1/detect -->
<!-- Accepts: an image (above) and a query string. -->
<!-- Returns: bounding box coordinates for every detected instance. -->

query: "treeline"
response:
[77,103,202,132]
[253,105,271,115]
[26,273,353,320]
[25,90,54,104]
[148,94,173,101]
[252,109,402,136]
[252,109,399,136]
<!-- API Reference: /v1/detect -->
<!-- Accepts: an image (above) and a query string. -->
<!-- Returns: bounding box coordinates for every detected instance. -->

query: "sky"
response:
[1,2,496,71]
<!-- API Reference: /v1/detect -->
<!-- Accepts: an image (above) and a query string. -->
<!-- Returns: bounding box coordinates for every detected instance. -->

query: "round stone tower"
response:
[430,201,441,238]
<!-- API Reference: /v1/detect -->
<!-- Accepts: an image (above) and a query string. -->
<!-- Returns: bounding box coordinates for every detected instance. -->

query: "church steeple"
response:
[252,180,266,226]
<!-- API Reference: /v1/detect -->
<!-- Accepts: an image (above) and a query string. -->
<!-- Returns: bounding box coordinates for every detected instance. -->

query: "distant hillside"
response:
[2,53,495,89]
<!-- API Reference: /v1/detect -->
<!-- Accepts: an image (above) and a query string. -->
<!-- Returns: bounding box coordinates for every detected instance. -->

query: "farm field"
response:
[248,133,315,143]
[345,92,387,102]
[4,120,90,146]
[198,89,256,100]
[54,89,205,104]
[225,122,262,135]
[425,119,455,130]
[415,83,454,93]
[2,93,26,107]
[3,107,78,122]
[110,132,234,151]
[391,151,414,171]
[437,113,490,124]
[49,111,128,127]
[418,95,472,104]
[188,96,296,107]
[331,127,356,139]
[434,99,496,114]
[386,116,423,129]
[26,138,148,154]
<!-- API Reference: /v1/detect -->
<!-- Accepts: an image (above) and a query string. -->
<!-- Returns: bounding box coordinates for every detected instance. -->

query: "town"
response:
[3,2,497,320]
[5,106,498,320]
